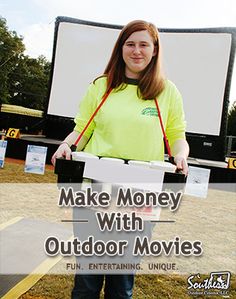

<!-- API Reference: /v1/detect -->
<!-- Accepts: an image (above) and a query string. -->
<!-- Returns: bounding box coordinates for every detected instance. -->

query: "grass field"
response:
[0,159,235,299]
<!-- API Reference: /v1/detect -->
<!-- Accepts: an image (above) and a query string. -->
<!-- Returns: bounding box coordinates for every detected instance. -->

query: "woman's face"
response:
[122,30,156,79]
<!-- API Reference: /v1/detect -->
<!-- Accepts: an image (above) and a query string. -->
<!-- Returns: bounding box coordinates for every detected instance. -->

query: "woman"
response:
[52,20,189,299]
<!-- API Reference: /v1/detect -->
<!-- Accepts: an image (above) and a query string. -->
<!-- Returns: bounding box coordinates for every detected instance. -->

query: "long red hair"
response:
[103,20,165,99]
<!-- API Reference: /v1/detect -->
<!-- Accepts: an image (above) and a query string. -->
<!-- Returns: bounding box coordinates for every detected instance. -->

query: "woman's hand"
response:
[51,142,71,166]
[171,139,189,175]
[174,154,188,175]
[51,131,89,167]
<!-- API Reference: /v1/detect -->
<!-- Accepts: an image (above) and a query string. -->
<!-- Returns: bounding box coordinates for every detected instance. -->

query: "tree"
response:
[227,101,236,152]
[8,55,51,110]
[227,101,236,136]
[0,16,51,110]
[0,17,25,103]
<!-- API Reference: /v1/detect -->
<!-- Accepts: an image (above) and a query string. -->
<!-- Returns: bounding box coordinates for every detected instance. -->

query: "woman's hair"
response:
[103,20,165,99]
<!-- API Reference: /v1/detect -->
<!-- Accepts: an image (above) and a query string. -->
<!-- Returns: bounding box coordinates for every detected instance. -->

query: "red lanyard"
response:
[154,98,173,159]
[72,89,173,161]
[73,88,112,147]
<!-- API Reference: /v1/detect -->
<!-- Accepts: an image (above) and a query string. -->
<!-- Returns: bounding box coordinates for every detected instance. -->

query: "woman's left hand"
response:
[174,155,188,175]
[171,139,189,176]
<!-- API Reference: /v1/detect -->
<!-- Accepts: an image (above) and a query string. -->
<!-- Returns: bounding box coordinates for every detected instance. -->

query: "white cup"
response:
[71,151,99,162]
[100,157,125,164]
[128,160,150,168]
[150,160,176,173]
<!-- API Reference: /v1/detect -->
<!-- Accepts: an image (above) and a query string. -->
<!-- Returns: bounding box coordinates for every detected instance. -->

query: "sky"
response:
[1,0,236,105]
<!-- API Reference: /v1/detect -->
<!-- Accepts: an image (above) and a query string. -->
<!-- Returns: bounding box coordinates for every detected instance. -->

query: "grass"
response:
[0,158,56,183]
[15,274,236,299]
[1,159,235,299]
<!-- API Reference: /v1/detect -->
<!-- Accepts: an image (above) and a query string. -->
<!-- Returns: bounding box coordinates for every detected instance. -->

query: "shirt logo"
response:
[141,107,158,117]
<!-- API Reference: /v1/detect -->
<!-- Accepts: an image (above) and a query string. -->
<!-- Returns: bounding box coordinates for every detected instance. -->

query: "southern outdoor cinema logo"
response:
[187,271,231,296]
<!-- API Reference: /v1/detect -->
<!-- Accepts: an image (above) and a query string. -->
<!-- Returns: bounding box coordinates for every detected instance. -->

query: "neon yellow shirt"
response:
[74,77,186,161]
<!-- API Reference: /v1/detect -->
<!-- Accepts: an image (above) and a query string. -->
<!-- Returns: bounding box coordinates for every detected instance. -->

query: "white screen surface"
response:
[47,22,232,136]
[47,23,120,119]
[161,32,231,135]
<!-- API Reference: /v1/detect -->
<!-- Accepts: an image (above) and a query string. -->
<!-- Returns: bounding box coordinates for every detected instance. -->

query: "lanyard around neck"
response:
[72,89,173,162]
[72,88,112,149]
[154,98,173,160]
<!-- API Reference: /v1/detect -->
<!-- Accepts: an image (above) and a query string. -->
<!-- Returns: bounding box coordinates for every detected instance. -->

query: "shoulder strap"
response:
[154,98,174,163]
[71,91,174,164]
[71,88,112,151]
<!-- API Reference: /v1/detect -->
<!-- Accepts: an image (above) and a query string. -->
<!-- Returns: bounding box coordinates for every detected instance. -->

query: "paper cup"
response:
[71,151,99,162]
[100,157,125,164]
[150,160,176,173]
[128,160,150,168]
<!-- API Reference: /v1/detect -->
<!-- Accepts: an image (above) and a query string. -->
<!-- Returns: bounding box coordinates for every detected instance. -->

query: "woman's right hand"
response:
[51,142,71,166]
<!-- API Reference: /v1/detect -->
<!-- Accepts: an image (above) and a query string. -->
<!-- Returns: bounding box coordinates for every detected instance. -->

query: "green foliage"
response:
[8,55,51,110]
[0,17,25,102]
[227,101,236,136]
[0,16,51,110]
[227,101,236,151]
